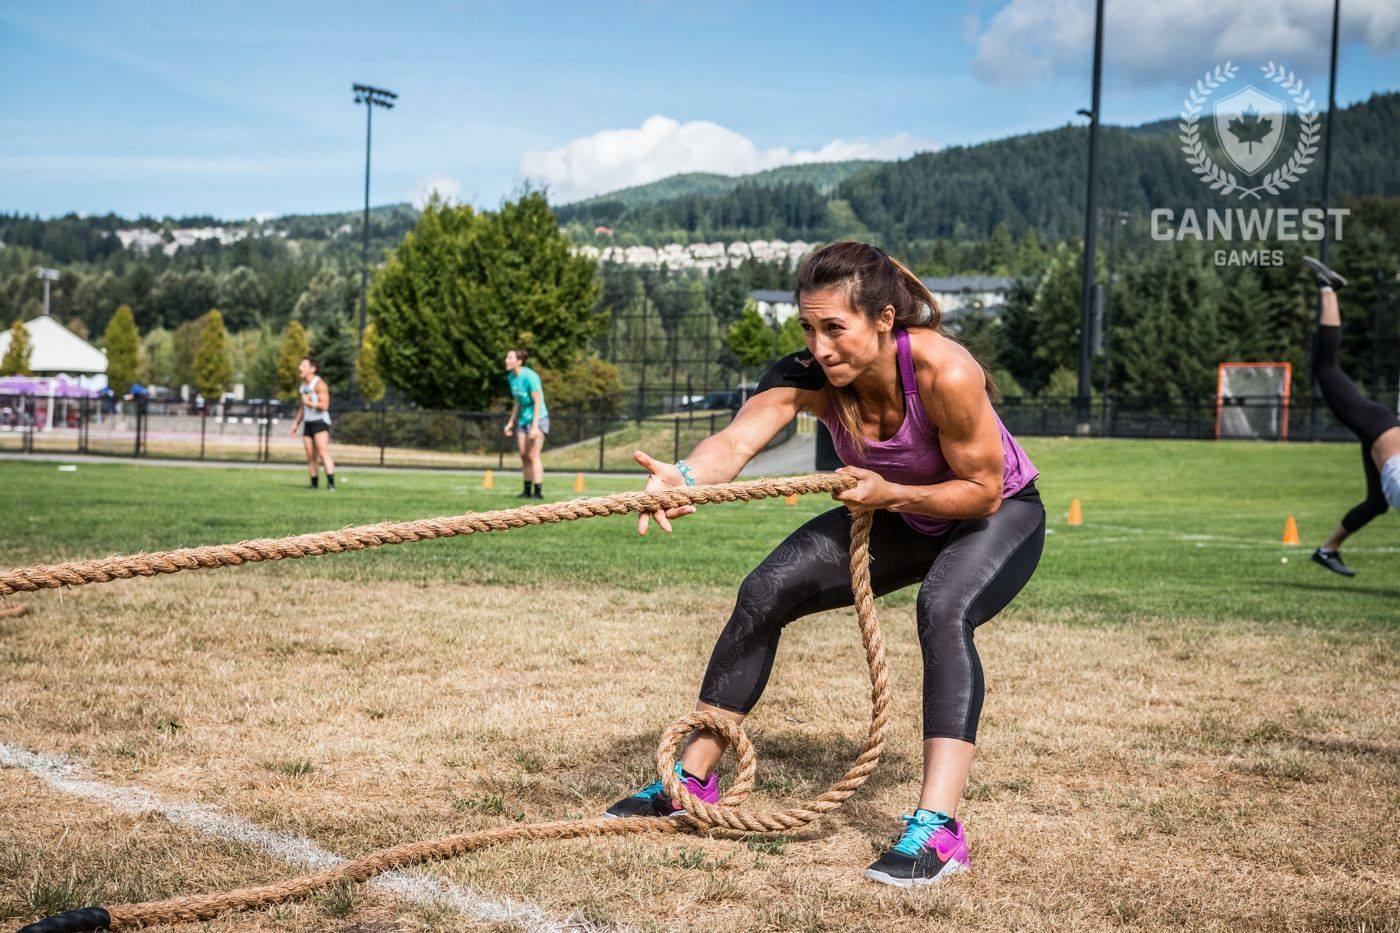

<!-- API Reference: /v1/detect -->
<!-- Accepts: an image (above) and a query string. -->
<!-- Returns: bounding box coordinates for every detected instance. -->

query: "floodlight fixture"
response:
[36,267,60,316]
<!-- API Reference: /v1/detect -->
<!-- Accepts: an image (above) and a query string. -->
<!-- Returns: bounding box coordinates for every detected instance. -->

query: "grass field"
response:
[1,439,1397,931]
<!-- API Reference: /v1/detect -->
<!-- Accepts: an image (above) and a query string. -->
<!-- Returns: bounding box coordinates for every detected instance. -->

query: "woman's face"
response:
[298,359,313,380]
[798,288,893,388]
[504,351,519,371]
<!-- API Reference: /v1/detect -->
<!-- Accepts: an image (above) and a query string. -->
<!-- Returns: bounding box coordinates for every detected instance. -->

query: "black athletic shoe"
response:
[1311,547,1355,577]
[1303,256,1347,290]
[515,490,534,499]
[864,810,970,888]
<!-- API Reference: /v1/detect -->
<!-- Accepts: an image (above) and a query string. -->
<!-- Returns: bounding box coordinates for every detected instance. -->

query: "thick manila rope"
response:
[16,473,893,933]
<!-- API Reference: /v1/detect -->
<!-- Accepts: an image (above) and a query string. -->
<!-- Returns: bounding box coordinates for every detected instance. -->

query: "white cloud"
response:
[409,173,462,208]
[972,0,1400,88]
[518,116,936,203]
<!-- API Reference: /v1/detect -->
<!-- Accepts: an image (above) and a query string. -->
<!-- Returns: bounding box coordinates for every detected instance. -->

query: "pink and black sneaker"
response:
[864,809,970,887]
[604,763,720,819]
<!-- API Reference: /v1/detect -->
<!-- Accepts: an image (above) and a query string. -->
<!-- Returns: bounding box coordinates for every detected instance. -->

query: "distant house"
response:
[0,315,107,388]
[922,276,1015,316]
[748,276,1014,325]
[594,225,614,236]
[749,290,799,324]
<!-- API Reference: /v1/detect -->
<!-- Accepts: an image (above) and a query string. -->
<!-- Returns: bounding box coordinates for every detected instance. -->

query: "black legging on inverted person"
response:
[698,484,1045,743]
[1315,325,1400,532]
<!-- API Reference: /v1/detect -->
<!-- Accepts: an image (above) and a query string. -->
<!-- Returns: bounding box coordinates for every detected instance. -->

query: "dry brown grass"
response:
[2,573,1397,932]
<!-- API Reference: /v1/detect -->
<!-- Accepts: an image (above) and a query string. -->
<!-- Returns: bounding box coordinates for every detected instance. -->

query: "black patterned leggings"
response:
[699,484,1045,742]
[1315,325,1400,532]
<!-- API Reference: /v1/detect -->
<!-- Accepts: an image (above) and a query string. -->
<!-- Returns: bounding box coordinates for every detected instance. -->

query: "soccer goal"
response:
[1215,362,1292,440]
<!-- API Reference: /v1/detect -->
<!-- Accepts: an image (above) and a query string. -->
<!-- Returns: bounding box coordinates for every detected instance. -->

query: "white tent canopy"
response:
[0,316,107,388]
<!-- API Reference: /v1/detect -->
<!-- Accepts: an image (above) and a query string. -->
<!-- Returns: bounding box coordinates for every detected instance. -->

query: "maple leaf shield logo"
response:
[1214,86,1286,176]
[1179,62,1319,200]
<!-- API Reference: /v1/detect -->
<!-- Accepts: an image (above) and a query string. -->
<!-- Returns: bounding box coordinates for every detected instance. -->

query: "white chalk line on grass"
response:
[1047,522,1400,554]
[0,742,574,932]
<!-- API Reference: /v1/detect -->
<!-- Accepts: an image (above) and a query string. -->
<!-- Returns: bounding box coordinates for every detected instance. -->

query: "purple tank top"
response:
[818,328,1038,536]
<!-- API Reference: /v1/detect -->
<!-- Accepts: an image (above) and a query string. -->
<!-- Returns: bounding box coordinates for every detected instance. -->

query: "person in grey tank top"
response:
[605,242,1044,888]
[290,357,336,490]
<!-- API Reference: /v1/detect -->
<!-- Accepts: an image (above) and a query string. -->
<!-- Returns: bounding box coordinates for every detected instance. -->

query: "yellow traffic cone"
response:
[1282,515,1300,545]
[1067,498,1083,526]
[482,469,494,490]
[573,473,585,493]
[784,493,798,506]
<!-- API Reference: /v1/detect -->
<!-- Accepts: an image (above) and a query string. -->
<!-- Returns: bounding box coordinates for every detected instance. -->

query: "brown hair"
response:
[508,348,529,365]
[795,241,996,458]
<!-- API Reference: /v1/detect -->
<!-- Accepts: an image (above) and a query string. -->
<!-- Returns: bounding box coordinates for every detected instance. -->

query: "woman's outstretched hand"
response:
[634,449,698,535]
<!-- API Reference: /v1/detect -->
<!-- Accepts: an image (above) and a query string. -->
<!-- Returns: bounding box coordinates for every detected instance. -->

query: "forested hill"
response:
[560,160,883,210]
[557,92,1400,244]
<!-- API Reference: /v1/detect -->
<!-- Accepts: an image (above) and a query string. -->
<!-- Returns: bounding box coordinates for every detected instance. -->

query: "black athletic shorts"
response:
[303,420,330,438]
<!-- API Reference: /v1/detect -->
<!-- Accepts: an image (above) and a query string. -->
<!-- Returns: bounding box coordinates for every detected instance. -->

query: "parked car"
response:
[683,387,756,412]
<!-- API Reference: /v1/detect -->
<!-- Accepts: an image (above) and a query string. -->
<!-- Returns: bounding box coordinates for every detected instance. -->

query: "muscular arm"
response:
[886,351,1005,520]
[314,380,330,413]
[670,387,818,484]
[529,390,543,429]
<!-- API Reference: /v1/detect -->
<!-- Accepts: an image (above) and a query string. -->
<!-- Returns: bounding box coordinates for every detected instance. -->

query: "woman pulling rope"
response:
[608,241,1046,887]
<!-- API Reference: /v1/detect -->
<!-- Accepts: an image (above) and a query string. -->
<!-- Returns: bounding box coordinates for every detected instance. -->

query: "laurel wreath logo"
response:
[1179,61,1319,200]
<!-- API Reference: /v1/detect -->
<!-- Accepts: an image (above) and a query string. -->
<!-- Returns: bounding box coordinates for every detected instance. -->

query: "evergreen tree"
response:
[172,318,201,388]
[244,331,281,398]
[310,313,356,397]
[776,314,806,355]
[103,305,141,395]
[725,304,775,381]
[355,323,385,402]
[193,309,233,400]
[291,268,355,331]
[218,266,266,330]
[707,265,749,325]
[371,192,601,409]
[278,319,309,401]
[141,328,175,387]
[1,319,31,375]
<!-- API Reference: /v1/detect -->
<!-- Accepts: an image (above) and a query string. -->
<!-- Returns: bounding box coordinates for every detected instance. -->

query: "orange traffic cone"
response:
[573,473,586,493]
[482,469,494,490]
[1067,498,1083,526]
[784,493,798,507]
[1282,515,1300,545]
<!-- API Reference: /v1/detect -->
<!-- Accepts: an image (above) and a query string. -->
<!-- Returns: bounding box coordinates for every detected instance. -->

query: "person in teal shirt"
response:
[504,348,550,499]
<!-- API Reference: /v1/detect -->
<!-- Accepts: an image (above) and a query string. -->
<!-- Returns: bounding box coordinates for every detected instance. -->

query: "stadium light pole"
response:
[36,267,60,317]
[352,83,398,346]
[1076,0,1106,415]
[1100,210,1128,400]
[1307,0,1340,423]
[1318,0,1341,266]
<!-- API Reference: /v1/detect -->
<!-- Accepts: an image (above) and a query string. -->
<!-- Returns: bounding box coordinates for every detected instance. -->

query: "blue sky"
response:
[2,0,1396,219]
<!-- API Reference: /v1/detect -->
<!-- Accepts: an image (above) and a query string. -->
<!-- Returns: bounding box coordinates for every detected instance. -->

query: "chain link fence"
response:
[2,390,1376,475]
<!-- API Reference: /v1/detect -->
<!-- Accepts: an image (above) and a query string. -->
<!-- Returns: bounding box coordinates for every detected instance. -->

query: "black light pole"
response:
[353,83,398,345]
[1077,0,1106,413]
[1308,0,1340,420]
[1101,210,1128,399]
[1318,0,1341,265]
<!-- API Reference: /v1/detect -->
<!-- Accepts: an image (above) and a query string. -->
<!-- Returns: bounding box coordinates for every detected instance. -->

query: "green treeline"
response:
[558,92,1398,244]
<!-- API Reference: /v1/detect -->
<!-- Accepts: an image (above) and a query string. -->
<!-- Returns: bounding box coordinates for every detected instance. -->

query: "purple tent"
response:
[0,374,97,397]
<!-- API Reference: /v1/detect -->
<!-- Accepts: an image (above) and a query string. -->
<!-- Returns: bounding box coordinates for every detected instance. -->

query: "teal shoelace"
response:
[891,809,952,857]
[635,763,687,800]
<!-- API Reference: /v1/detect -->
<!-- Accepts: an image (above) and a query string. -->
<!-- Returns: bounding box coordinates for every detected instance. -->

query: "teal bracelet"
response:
[675,459,696,486]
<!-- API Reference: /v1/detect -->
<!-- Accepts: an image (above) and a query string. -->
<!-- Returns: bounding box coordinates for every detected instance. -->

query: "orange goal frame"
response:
[1215,362,1293,441]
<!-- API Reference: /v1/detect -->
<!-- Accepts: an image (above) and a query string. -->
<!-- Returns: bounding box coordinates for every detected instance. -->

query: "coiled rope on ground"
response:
[12,473,892,933]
